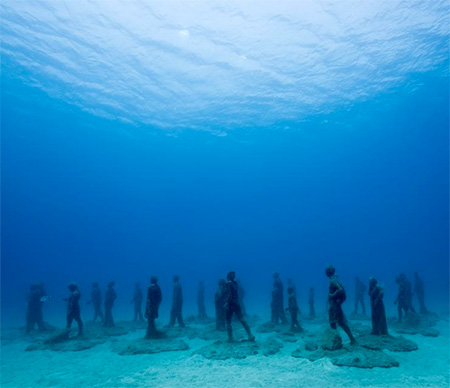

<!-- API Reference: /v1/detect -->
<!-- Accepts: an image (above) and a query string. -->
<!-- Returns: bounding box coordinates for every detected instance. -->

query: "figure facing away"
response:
[145,276,162,338]
[326,265,356,344]
[368,277,388,335]
[308,287,316,318]
[271,273,288,324]
[237,279,247,316]
[65,283,83,336]
[170,275,185,327]
[353,277,367,315]
[224,271,255,342]
[131,282,144,322]
[394,274,416,323]
[197,281,208,319]
[287,278,301,316]
[286,286,302,332]
[87,282,103,323]
[413,272,428,314]
[104,281,117,328]
[26,284,46,333]
[215,279,226,331]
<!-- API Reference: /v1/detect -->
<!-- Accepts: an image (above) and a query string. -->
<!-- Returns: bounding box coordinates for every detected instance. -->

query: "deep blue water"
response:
[1,1,449,327]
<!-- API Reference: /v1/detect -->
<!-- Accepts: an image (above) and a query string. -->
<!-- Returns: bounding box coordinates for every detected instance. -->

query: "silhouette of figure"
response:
[394,273,416,323]
[145,276,162,338]
[170,275,185,327]
[287,278,301,316]
[308,287,316,318]
[87,282,103,322]
[353,277,366,315]
[104,281,117,328]
[413,272,428,314]
[237,279,247,316]
[197,281,208,319]
[286,286,302,331]
[215,279,226,331]
[64,283,83,336]
[36,283,48,328]
[271,273,288,324]
[326,265,356,344]
[368,277,388,335]
[26,284,46,333]
[225,271,254,342]
[131,283,144,322]
[403,274,416,313]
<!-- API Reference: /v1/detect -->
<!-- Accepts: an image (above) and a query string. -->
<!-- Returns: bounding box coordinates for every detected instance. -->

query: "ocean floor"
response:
[1,314,449,388]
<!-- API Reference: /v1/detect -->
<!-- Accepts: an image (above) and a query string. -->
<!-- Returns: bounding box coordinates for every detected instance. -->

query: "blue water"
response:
[1,1,449,326]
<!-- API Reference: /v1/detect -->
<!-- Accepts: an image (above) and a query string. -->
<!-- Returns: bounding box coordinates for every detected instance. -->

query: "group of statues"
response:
[26,267,429,344]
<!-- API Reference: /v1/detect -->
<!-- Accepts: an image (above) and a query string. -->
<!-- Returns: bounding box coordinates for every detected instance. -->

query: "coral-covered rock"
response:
[112,339,189,355]
[321,329,342,351]
[358,334,418,352]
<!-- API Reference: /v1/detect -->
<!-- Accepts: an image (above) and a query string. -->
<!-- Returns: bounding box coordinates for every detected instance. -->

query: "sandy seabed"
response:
[1,318,449,388]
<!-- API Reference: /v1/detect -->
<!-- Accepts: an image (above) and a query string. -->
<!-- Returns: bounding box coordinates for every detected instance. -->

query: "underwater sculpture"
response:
[131,282,144,322]
[308,287,316,318]
[353,276,367,315]
[215,278,226,331]
[169,275,185,327]
[368,277,388,335]
[325,265,356,344]
[145,276,162,338]
[225,271,255,342]
[287,278,301,316]
[271,272,288,324]
[104,281,117,328]
[64,283,83,336]
[26,284,46,333]
[395,274,417,323]
[286,286,302,331]
[197,281,208,319]
[87,282,103,323]
[413,272,429,314]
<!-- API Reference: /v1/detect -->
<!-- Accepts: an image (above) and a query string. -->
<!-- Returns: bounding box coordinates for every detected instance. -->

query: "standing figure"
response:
[394,273,417,323]
[36,283,48,328]
[271,273,288,324]
[287,278,301,316]
[26,284,46,333]
[104,281,117,328]
[131,283,144,322]
[87,282,103,323]
[215,279,226,331]
[353,277,367,315]
[224,271,254,342]
[197,281,208,319]
[170,275,185,327]
[237,279,247,316]
[308,287,316,318]
[145,276,162,338]
[413,272,428,314]
[368,277,388,335]
[326,265,356,344]
[286,286,302,331]
[65,283,83,336]
[402,274,416,314]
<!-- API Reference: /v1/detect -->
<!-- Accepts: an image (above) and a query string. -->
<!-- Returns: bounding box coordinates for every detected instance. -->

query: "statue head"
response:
[325,265,335,278]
